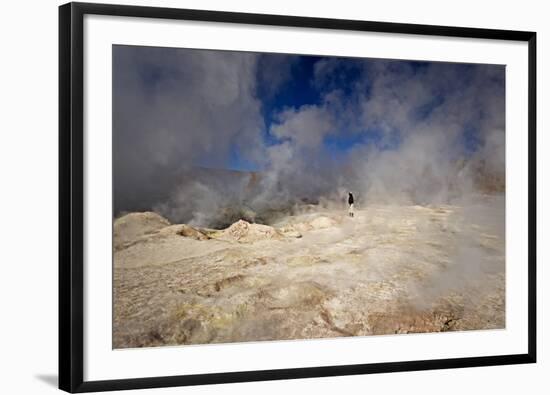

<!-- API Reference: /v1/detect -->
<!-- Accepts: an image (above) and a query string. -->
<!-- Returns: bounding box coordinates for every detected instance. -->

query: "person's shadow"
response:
[35,374,58,388]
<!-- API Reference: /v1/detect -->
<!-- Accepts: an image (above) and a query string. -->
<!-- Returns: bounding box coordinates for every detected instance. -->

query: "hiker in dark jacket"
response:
[348,192,355,217]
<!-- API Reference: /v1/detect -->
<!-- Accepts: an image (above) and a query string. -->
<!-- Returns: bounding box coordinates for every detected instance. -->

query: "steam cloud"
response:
[113,45,505,228]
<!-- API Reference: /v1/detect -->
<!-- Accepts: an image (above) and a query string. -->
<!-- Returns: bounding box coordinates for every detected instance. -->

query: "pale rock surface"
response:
[215,220,283,243]
[113,197,505,348]
[114,211,171,250]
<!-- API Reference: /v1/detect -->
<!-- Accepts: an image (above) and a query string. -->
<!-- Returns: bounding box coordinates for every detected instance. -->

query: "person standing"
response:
[348,192,355,218]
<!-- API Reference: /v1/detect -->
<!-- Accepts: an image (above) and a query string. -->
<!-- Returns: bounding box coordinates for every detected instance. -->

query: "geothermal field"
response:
[113,195,504,348]
[112,45,507,348]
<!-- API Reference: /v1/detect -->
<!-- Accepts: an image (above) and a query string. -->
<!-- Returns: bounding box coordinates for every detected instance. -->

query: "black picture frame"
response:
[59,2,537,393]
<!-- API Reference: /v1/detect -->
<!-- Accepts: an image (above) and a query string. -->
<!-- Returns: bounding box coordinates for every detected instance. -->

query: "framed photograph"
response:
[59,2,536,392]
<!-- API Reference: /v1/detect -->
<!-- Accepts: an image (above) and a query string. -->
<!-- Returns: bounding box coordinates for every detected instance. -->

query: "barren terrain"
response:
[113,196,504,348]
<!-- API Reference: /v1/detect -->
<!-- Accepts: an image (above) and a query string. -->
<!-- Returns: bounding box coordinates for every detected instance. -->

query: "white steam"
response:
[113,47,505,229]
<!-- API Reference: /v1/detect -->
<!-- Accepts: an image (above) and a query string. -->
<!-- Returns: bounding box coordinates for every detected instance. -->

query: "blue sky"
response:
[221,54,500,172]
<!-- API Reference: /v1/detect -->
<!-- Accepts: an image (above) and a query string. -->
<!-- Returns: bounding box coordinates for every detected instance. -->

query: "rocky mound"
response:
[157,224,211,241]
[114,212,171,250]
[217,220,283,243]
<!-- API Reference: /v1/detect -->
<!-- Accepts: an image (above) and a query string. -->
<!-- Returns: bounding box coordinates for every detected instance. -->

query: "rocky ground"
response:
[113,196,505,348]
